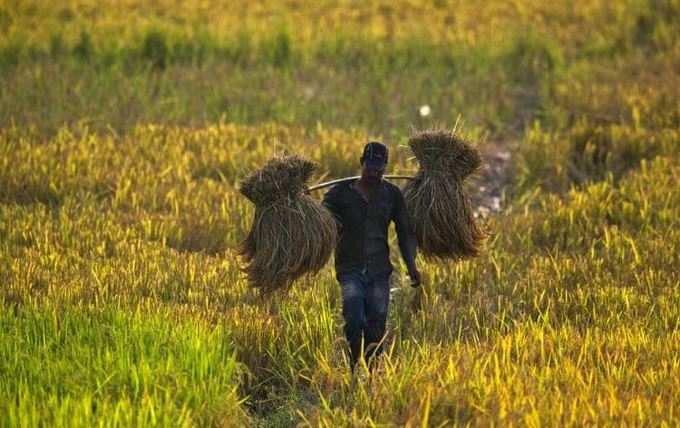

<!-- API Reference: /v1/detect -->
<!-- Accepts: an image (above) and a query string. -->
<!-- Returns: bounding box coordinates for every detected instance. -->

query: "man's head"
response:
[360,141,388,184]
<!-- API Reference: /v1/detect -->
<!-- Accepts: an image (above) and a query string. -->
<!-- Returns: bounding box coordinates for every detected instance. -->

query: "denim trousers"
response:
[338,270,391,367]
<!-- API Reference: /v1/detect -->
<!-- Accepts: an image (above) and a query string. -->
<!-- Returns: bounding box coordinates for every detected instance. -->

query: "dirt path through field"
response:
[470,141,514,218]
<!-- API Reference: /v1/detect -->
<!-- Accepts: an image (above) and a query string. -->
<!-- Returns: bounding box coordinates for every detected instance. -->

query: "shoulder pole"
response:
[304,175,415,193]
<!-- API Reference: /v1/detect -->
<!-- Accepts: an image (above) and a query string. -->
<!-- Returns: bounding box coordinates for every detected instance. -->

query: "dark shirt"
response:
[322,179,417,278]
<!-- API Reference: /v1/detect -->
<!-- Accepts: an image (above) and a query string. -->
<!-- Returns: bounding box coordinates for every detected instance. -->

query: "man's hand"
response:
[408,266,421,287]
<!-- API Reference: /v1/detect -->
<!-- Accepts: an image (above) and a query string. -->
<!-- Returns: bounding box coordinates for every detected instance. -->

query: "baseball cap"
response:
[361,141,388,170]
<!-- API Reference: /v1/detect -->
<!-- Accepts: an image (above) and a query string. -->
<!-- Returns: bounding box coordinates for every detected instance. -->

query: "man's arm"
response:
[322,185,343,230]
[393,188,420,287]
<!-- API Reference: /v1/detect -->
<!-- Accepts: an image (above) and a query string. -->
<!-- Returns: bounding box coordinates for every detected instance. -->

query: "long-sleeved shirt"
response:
[322,179,417,278]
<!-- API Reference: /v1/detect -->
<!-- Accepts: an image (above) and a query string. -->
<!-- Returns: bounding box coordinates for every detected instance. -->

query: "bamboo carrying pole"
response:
[305,175,415,193]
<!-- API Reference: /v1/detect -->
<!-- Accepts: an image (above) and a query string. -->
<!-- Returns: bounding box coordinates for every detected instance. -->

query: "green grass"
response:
[0,306,248,427]
[1,0,680,426]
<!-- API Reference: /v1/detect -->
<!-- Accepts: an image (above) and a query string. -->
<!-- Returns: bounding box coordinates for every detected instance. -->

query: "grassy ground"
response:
[2,0,677,135]
[1,0,679,426]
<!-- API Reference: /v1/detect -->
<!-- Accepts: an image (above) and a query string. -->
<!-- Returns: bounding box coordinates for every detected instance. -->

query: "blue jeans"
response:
[338,270,391,367]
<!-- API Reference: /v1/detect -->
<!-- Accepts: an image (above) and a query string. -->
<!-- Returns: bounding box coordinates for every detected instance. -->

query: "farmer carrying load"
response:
[323,142,421,369]
[239,131,483,369]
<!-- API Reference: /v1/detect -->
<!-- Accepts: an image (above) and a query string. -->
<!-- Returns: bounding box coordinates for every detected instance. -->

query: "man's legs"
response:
[364,273,391,364]
[339,272,367,368]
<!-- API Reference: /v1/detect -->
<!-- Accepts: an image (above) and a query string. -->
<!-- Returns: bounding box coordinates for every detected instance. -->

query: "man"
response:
[323,141,421,369]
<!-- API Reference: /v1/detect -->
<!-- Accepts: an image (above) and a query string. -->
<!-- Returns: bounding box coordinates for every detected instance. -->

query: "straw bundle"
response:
[403,130,485,259]
[239,156,337,292]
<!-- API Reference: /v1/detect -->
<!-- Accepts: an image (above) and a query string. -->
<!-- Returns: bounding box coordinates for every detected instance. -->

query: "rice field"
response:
[1,0,679,426]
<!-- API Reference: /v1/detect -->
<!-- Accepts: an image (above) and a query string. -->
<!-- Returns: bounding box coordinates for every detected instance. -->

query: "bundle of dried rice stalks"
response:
[403,130,486,260]
[239,155,337,292]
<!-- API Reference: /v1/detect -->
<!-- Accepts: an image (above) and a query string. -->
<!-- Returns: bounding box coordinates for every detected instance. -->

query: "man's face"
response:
[361,161,385,185]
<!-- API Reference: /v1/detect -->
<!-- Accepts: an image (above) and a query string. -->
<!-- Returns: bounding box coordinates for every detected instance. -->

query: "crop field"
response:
[1,0,679,426]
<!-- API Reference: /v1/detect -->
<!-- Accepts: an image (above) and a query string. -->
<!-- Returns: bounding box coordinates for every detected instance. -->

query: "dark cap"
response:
[361,141,388,170]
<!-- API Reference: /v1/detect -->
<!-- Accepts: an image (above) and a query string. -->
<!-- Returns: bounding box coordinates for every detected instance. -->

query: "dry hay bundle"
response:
[403,130,486,260]
[239,155,337,292]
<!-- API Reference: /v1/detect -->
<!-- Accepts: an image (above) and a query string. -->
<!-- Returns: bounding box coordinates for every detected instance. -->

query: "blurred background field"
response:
[1,0,679,426]
[2,0,678,135]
